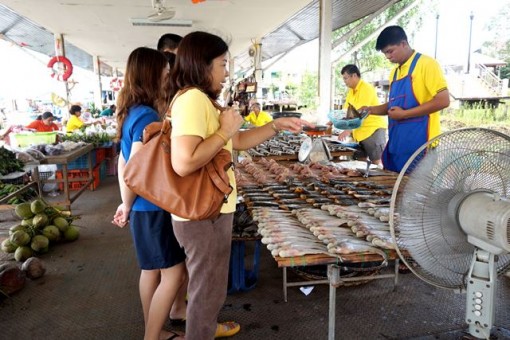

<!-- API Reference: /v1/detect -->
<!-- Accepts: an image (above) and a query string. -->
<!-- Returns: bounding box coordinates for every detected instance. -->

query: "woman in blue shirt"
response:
[113,47,185,340]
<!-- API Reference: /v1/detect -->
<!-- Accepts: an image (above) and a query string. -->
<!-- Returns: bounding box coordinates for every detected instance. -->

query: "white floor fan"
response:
[389,128,510,339]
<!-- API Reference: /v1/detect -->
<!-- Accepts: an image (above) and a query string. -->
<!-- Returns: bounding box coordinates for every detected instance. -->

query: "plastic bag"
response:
[38,164,58,192]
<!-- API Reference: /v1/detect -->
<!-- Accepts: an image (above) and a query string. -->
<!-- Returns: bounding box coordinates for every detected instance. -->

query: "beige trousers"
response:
[172,213,233,340]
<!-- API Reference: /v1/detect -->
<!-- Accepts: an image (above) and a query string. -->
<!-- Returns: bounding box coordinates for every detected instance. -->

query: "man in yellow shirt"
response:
[244,102,273,127]
[367,26,450,172]
[339,64,387,166]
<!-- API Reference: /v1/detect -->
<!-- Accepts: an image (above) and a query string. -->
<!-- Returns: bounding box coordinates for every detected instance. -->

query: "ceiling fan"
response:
[131,0,192,27]
[147,0,175,22]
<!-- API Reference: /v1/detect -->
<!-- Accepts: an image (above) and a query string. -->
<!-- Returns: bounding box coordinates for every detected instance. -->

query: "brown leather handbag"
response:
[123,93,233,220]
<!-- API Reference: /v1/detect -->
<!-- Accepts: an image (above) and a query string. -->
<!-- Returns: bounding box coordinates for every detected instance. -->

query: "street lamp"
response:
[467,11,474,73]
[434,14,439,59]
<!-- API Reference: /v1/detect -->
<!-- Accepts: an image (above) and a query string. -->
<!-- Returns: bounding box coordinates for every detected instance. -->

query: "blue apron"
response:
[382,53,428,173]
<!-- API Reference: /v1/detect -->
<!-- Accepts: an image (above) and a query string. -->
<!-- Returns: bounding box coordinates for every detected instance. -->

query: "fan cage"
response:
[390,128,510,290]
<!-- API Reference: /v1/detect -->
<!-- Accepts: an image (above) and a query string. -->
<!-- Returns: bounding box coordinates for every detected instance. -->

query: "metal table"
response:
[275,252,400,340]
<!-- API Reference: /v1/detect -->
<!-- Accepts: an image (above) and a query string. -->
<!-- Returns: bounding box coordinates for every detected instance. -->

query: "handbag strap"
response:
[168,87,233,198]
[167,87,225,118]
[205,161,233,197]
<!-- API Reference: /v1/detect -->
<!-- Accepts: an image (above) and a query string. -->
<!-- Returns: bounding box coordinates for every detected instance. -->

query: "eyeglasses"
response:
[342,75,351,81]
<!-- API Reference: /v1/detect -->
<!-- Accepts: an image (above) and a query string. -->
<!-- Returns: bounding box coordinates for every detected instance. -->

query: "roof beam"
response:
[332,0,420,65]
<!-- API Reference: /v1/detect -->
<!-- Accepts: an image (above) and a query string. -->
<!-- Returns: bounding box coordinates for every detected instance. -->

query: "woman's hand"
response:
[273,118,314,133]
[112,203,130,228]
[219,106,245,138]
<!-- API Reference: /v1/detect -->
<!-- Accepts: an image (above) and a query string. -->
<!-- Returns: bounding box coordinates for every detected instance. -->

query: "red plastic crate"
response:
[95,148,106,164]
[55,165,101,191]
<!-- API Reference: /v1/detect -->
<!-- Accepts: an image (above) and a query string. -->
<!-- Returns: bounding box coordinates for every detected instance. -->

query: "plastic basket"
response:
[328,110,366,130]
[12,132,57,147]
[1,171,28,184]
[38,171,54,180]
[58,151,97,170]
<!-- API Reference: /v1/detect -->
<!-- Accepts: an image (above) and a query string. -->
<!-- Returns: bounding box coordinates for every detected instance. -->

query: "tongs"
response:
[347,103,369,119]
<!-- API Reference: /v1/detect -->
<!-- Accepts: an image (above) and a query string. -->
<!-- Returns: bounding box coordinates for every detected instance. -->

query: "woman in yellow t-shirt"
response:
[65,105,85,133]
[244,102,273,126]
[168,31,312,340]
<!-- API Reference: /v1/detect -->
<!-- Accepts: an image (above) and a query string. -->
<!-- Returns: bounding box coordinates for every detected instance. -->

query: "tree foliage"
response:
[297,71,319,109]
[332,0,430,81]
[296,0,429,107]
[481,4,510,84]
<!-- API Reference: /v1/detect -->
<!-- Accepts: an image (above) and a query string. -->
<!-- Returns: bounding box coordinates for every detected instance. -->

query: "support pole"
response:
[318,0,332,124]
[93,55,103,111]
[54,34,70,113]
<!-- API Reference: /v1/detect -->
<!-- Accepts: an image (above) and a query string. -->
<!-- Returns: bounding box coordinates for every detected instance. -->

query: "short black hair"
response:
[42,111,54,120]
[157,33,183,52]
[376,25,408,51]
[163,51,176,67]
[69,105,82,115]
[340,64,360,77]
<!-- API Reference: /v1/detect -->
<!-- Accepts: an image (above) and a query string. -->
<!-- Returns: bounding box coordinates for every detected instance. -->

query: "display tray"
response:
[275,251,398,267]
[0,171,28,184]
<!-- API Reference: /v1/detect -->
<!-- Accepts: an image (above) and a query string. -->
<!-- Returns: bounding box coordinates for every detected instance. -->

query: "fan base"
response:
[407,327,510,339]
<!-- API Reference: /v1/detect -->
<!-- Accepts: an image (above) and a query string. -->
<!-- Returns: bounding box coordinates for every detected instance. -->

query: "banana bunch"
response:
[0,182,37,204]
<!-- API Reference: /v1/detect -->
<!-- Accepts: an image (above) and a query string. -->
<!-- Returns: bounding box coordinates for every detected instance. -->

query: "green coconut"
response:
[9,224,27,235]
[1,238,18,253]
[30,199,47,214]
[52,217,69,233]
[32,213,49,229]
[21,218,33,227]
[15,202,33,219]
[42,225,61,242]
[9,230,31,247]
[30,235,49,252]
[14,246,33,262]
[38,246,49,254]
[64,225,80,242]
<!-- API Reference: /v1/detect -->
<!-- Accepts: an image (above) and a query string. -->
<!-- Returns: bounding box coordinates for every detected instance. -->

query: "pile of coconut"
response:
[1,198,80,262]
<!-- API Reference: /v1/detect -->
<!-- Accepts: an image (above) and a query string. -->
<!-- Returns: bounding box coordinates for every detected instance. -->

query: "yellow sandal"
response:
[214,321,240,338]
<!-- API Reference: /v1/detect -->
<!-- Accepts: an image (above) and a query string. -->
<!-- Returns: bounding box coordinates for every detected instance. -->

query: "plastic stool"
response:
[228,238,261,294]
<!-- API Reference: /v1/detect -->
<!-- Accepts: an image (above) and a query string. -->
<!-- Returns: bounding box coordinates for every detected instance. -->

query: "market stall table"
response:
[275,251,400,340]
[36,143,95,210]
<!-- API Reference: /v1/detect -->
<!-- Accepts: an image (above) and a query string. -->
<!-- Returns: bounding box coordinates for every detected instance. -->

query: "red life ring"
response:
[110,77,123,91]
[47,56,73,82]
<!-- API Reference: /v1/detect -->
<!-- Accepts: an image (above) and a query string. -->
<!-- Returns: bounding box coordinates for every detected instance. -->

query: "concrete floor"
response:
[0,176,509,340]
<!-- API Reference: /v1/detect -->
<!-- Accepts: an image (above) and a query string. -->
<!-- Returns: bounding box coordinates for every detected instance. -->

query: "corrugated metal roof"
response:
[0,4,112,75]
[1,0,398,75]
[234,0,396,69]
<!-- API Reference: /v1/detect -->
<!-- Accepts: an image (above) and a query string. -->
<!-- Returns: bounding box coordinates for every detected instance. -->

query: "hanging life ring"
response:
[110,77,123,92]
[47,56,73,82]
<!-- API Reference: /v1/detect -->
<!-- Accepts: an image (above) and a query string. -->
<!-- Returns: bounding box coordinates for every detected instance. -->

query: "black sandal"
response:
[166,331,183,340]
[169,318,186,327]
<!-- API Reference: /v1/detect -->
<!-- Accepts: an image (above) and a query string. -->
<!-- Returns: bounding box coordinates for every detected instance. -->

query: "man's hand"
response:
[388,106,406,120]
[337,130,351,141]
